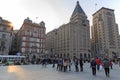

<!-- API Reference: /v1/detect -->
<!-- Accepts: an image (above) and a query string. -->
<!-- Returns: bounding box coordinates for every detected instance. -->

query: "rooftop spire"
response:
[77,1,79,4]
[71,1,86,16]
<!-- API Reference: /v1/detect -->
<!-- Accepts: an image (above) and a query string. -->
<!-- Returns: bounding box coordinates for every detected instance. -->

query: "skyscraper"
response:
[91,7,119,58]
[46,1,90,59]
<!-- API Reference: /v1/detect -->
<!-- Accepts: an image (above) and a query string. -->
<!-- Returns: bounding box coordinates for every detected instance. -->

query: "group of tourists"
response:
[40,56,84,72]
[43,56,119,78]
[54,57,84,72]
[90,57,113,77]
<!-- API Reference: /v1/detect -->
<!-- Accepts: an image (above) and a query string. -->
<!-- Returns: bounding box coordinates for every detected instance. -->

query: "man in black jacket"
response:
[90,58,97,76]
[79,58,84,72]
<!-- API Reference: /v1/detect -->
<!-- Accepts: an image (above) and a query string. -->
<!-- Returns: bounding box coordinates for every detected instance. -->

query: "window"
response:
[84,53,86,58]
[0,41,5,51]
[106,12,112,16]
[22,37,26,41]
[82,20,86,26]
[21,48,25,53]
[2,34,6,38]
[88,54,90,58]
[22,42,25,46]
[82,20,85,23]
[3,27,7,31]
[67,53,69,57]
[99,13,102,21]
[80,53,83,58]
[34,31,37,33]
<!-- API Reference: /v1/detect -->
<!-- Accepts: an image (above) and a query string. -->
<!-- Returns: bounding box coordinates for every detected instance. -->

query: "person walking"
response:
[57,58,60,70]
[103,58,110,77]
[95,57,100,71]
[67,58,72,71]
[110,60,113,69]
[63,58,67,72]
[90,58,96,76]
[74,58,79,72]
[79,58,84,72]
[57,57,63,70]
[52,57,56,68]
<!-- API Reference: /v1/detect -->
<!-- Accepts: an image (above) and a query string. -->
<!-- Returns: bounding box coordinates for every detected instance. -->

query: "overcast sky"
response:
[0,0,120,33]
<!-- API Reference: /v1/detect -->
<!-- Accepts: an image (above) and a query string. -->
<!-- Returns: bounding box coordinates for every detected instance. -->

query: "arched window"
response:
[84,53,86,58]
[73,53,76,56]
[80,53,83,58]
[63,54,65,57]
[67,53,69,58]
[60,54,62,58]
[88,54,90,58]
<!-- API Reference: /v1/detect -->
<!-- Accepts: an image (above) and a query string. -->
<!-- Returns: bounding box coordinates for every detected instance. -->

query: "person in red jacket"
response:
[95,57,100,71]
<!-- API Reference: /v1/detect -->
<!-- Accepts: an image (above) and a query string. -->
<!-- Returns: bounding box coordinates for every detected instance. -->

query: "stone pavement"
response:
[0,63,120,80]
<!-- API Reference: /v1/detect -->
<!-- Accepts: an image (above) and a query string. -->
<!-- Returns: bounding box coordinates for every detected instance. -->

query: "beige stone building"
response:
[0,17,13,55]
[91,7,119,58]
[46,1,90,59]
[17,18,46,58]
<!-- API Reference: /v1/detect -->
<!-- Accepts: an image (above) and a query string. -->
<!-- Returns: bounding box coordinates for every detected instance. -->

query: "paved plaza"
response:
[0,63,120,80]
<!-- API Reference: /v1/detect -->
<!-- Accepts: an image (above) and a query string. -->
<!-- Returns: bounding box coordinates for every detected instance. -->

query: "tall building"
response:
[91,7,119,58]
[17,17,46,58]
[46,1,90,59]
[0,17,13,55]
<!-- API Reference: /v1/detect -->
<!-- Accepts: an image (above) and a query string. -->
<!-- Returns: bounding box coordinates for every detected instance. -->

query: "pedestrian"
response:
[95,57,100,71]
[90,58,96,76]
[67,58,72,71]
[57,58,60,70]
[42,58,47,67]
[52,58,55,68]
[74,58,79,72]
[99,61,104,71]
[57,57,62,70]
[110,60,113,69]
[79,58,84,72]
[103,58,110,77]
[63,58,67,72]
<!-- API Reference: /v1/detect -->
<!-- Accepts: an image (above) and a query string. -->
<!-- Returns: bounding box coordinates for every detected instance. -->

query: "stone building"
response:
[91,7,119,58]
[0,17,13,55]
[46,1,90,59]
[17,17,46,58]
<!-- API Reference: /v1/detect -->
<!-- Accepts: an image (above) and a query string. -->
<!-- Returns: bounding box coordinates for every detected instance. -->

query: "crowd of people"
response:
[1,55,120,78]
[40,56,120,78]
[40,56,84,72]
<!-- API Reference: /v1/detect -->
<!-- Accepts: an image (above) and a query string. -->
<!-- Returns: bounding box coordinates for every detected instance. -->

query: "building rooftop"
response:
[71,1,86,17]
[93,7,114,16]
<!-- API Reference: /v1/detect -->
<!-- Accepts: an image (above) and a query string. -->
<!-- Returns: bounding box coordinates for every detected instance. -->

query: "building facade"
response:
[0,17,13,55]
[17,18,46,58]
[10,30,19,55]
[46,1,90,59]
[91,7,119,58]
